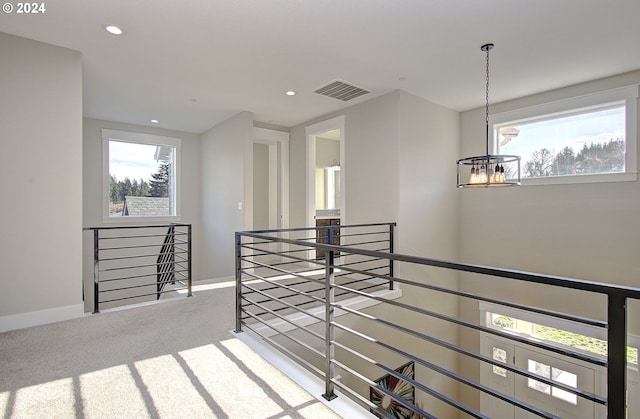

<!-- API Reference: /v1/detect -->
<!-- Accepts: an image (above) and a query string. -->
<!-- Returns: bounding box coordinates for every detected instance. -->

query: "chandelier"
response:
[456,44,521,188]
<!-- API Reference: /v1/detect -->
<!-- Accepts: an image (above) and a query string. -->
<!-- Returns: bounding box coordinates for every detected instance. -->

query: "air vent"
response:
[314,80,370,102]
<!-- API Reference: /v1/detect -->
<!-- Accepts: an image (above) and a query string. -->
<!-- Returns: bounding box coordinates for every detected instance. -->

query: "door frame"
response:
[305,115,345,228]
[253,127,289,231]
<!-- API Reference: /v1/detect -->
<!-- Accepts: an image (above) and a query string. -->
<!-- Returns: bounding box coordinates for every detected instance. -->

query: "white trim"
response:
[521,171,637,186]
[233,329,373,419]
[490,85,639,126]
[305,115,346,228]
[480,301,639,363]
[480,301,606,341]
[490,85,639,186]
[0,303,84,333]
[101,129,182,223]
[253,127,290,230]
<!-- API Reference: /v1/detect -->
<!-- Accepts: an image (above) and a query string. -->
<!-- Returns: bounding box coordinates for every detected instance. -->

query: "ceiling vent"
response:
[314,80,370,102]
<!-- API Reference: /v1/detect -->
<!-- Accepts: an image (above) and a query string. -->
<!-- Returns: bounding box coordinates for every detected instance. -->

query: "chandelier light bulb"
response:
[456,43,521,188]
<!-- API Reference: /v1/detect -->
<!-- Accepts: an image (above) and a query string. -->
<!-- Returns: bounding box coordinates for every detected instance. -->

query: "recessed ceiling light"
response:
[150,119,159,124]
[285,90,296,96]
[105,25,124,35]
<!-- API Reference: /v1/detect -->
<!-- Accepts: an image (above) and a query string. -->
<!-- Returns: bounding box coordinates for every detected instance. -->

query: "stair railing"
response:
[235,223,640,419]
[85,223,192,313]
[156,224,176,299]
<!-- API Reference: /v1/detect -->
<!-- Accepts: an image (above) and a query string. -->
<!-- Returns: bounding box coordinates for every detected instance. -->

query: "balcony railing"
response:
[85,223,192,313]
[235,223,640,418]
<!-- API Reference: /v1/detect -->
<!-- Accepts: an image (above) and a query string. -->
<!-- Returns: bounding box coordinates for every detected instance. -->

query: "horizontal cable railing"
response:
[235,223,640,419]
[84,223,192,313]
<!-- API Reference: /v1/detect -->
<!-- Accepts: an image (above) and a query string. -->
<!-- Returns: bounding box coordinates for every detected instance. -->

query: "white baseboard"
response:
[233,329,375,418]
[0,303,85,333]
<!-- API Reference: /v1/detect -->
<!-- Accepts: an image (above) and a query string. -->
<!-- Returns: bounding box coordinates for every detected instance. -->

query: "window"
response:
[484,306,639,366]
[527,359,578,405]
[490,85,638,185]
[102,129,181,221]
[492,346,508,377]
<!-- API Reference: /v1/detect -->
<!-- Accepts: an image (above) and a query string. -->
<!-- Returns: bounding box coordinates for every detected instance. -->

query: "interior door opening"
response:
[252,127,289,232]
[479,303,639,418]
[305,115,345,229]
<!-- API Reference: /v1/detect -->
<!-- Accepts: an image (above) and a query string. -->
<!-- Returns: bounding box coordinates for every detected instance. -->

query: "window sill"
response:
[520,172,637,187]
[102,215,182,224]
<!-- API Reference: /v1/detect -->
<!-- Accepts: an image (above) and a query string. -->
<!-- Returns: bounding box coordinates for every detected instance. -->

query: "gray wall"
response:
[82,118,203,311]
[459,70,640,315]
[290,92,401,227]
[201,111,253,279]
[289,90,460,417]
[315,137,340,168]
[0,33,83,329]
[253,142,270,230]
[290,90,459,255]
[457,70,640,410]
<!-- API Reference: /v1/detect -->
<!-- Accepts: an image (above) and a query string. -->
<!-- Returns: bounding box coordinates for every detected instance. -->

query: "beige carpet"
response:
[0,280,344,418]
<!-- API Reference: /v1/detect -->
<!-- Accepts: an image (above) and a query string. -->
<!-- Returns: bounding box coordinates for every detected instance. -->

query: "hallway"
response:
[0,280,345,418]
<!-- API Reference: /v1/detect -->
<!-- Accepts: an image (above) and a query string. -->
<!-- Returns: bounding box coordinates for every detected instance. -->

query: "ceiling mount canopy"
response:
[456,43,521,188]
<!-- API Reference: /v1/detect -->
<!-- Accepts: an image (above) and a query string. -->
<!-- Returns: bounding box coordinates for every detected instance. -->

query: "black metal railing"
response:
[85,223,192,313]
[235,223,395,333]
[157,224,176,299]
[235,223,640,419]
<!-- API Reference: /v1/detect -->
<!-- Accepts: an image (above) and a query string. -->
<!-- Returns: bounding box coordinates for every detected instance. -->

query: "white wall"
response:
[201,111,253,278]
[315,137,340,168]
[290,92,401,227]
[395,91,461,416]
[290,90,461,417]
[458,70,640,410]
[397,91,460,258]
[459,70,640,314]
[82,118,203,311]
[253,142,270,230]
[0,33,83,331]
[290,90,459,254]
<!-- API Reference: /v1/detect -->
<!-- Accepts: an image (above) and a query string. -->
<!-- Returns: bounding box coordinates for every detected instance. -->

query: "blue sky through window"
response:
[499,106,625,167]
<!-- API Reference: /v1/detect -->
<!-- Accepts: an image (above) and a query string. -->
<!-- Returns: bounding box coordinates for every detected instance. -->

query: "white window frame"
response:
[480,301,639,369]
[102,129,182,223]
[490,85,639,186]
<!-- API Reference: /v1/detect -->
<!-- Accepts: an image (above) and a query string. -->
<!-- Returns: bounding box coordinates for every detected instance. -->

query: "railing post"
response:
[607,291,627,419]
[322,239,337,401]
[235,232,243,333]
[389,223,395,290]
[187,224,193,297]
[92,228,100,314]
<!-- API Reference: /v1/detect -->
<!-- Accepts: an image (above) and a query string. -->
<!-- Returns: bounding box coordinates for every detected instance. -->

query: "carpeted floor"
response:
[0,280,343,418]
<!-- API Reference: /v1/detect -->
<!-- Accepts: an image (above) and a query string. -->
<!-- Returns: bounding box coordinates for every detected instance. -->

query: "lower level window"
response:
[527,360,578,405]
[487,311,638,365]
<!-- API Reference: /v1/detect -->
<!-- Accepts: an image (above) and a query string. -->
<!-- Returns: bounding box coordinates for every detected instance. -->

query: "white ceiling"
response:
[2,0,639,133]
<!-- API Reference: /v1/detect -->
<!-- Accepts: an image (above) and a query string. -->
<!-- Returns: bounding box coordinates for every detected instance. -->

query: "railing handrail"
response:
[83,222,191,231]
[236,222,640,419]
[239,229,640,299]
[87,223,192,313]
[238,221,397,236]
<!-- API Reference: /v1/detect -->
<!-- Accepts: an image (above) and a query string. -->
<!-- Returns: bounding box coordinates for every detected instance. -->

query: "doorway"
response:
[305,115,345,228]
[480,334,602,418]
[252,127,289,231]
[475,301,640,418]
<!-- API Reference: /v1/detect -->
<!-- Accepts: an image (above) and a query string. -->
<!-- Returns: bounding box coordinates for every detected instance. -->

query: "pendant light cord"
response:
[484,45,491,156]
